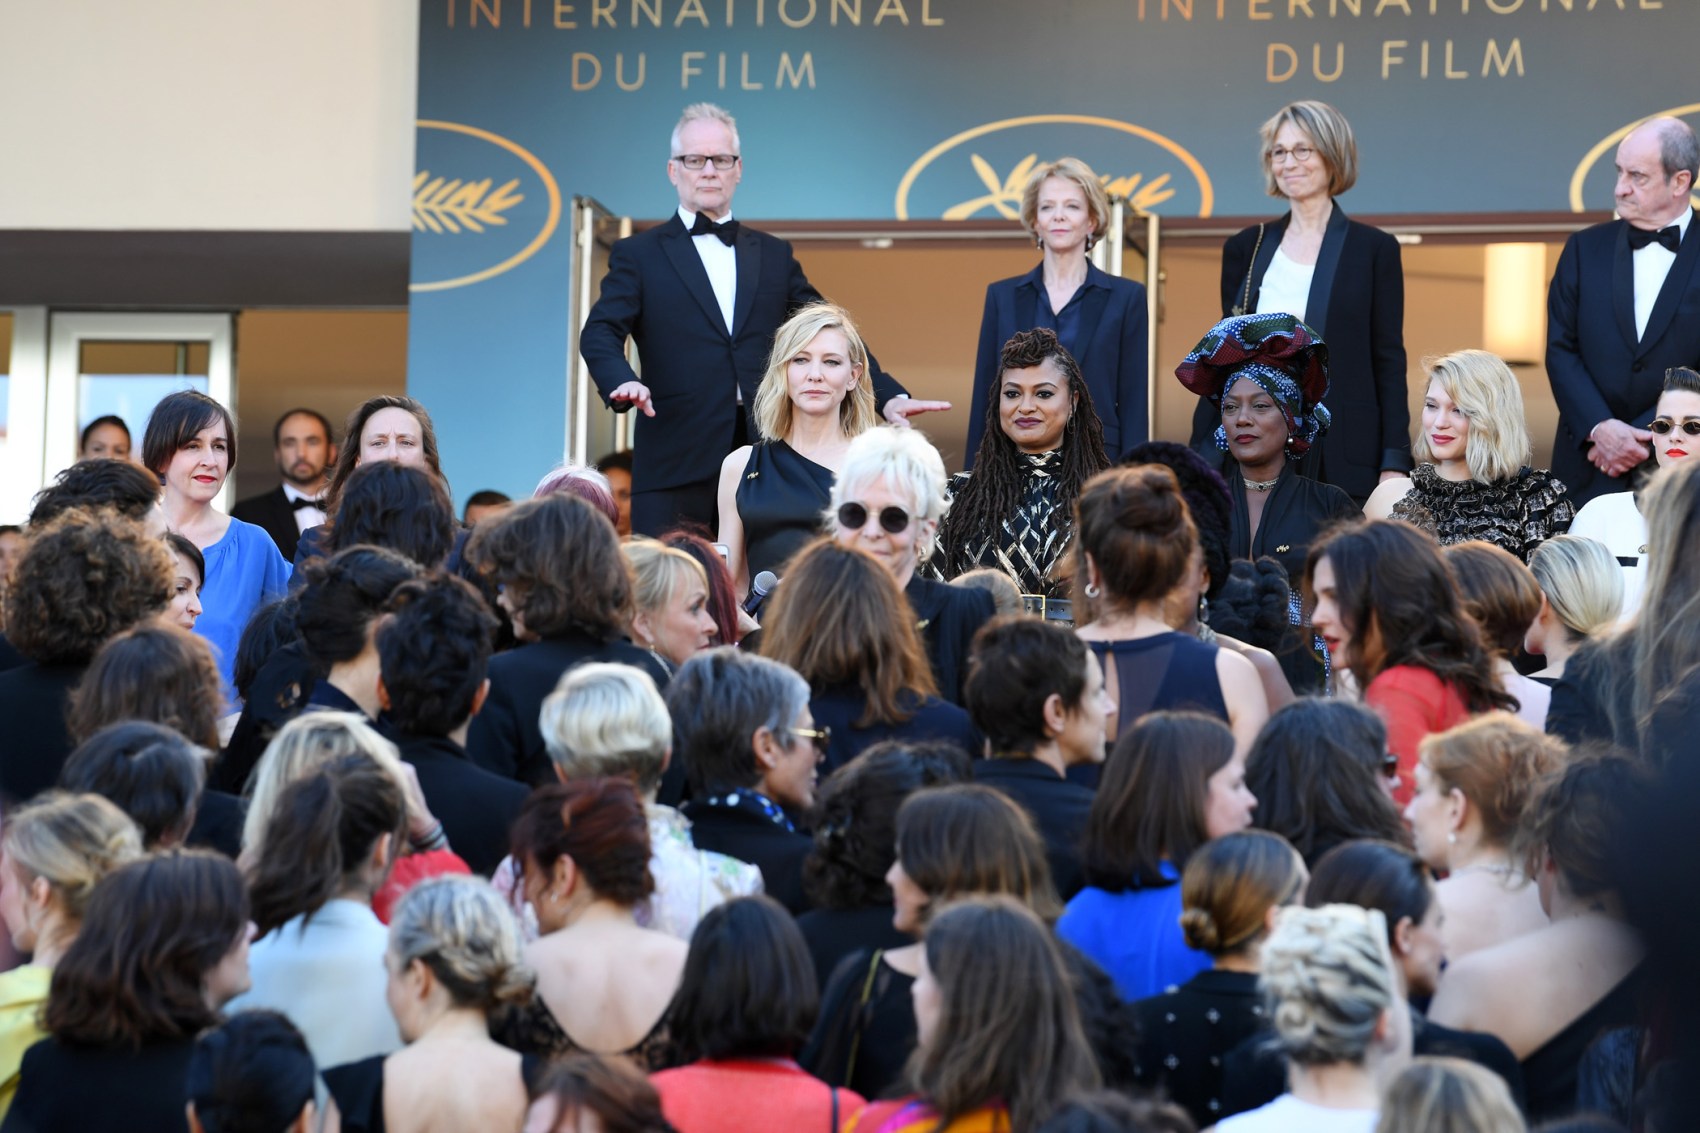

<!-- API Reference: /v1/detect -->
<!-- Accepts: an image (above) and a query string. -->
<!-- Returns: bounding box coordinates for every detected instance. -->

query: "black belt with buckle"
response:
[1021,595,1074,625]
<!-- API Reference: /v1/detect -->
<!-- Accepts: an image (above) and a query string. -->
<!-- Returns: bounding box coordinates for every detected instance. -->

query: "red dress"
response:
[1364,664,1470,807]
[651,1058,865,1133]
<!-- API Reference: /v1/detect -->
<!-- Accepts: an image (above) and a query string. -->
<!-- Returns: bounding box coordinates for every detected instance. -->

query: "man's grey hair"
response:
[1652,117,1700,183]
[671,103,740,158]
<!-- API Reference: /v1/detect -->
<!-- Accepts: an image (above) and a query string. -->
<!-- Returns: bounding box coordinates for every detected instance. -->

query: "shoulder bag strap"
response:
[1233,223,1266,316]
[842,948,885,1091]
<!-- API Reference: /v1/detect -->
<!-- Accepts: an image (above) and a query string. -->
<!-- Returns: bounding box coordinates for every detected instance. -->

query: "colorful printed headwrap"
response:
[1175,313,1333,459]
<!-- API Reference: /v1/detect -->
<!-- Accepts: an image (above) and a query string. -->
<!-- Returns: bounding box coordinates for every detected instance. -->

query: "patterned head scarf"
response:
[1176,313,1332,459]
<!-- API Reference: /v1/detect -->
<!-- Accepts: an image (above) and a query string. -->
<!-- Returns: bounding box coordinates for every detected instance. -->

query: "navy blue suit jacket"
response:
[1194,205,1412,502]
[1546,208,1700,504]
[967,261,1149,463]
[580,214,906,493]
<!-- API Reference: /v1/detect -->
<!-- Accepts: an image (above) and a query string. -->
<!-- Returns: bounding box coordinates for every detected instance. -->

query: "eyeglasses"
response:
[1269,145,1315,165]
[1382,754,1401,776]
[673,153,740,171]
[793,726,832,754]
[837,501,912,534]
[1649,417,1700,436]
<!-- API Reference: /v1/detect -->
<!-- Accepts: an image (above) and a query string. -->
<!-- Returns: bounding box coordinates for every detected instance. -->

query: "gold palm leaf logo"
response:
[942,152,1178,220]
[412,171,525,234]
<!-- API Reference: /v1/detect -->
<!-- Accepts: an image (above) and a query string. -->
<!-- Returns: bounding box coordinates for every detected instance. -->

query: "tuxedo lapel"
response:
[1611,225,1637,352]
[730,226,761,339]
[1637,207,1700,356]
[1304,204,1350,337]
[1073,265,1115,375]
[658,218,729,337]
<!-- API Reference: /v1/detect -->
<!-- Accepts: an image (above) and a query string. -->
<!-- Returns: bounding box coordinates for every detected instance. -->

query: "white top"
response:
[1502,665,1552,730]
[228,899,401,1073]
[1568,490,1646,619]
[678,205,737,334]
[1214,1094,1378,1133]
[1632,206,1691,340]
[1255,245,1315,324]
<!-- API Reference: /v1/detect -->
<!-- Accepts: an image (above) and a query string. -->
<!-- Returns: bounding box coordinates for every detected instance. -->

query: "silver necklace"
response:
[1244,474,1281,492]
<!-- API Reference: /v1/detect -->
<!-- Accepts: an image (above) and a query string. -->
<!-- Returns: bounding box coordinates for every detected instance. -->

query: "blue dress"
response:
[195,516,293,700]
[1057,860,1211,1003]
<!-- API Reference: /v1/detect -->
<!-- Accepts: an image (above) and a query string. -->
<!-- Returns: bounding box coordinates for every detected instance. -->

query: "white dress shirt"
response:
[282,481,327,534]
[1633,207,1691,341]
[679,206,736,334]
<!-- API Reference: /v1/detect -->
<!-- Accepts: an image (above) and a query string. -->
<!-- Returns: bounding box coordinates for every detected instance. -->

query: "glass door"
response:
[566,197,633,468]
[43,313,235,503]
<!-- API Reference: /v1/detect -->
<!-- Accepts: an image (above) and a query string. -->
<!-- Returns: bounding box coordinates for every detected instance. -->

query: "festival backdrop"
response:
[412,0,1698,496]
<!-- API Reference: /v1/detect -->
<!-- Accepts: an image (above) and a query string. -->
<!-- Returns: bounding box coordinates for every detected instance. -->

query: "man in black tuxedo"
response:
[1548,116,1700,505]
[232,408,335,560]
[581,102,949,535]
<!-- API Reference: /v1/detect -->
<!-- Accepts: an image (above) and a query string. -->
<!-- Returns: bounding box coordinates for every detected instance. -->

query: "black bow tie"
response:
[289,495,324,511]
[689,213,739,246]
[1628,224,1681,253]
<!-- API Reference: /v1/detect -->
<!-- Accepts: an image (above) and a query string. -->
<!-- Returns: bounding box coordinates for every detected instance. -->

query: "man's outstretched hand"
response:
[882,395,953,428]
[610,381,656,417]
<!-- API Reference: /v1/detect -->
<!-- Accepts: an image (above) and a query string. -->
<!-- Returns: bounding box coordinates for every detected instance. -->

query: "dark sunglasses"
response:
[1649,417,1700,436]
[837,501,911,534]
[1382,754,1400,776]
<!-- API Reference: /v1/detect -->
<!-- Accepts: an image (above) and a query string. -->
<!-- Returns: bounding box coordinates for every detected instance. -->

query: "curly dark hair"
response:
[937,329,1110,582]
[802,740,971,910]
[68,624,225,750]
[2,509,172,666]
[29,459,161,526]
[1305,519,1515,715]
[324,462,456,569]
[1123,440,1233,600]
[1514,750,1647,901]
[375,573,498,737]
[1211,557,1314,692]
[466,493,632,642]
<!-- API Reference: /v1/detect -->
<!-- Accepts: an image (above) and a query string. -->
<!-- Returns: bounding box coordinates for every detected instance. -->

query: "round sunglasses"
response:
[836,501,912,534]
[1649,418,1700,437]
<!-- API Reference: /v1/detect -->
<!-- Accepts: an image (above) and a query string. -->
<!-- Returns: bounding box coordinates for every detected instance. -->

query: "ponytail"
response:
[246,755,406,936]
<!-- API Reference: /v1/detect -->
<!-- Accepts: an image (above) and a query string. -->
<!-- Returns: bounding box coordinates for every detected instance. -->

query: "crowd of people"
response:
[0,98,1696,1133]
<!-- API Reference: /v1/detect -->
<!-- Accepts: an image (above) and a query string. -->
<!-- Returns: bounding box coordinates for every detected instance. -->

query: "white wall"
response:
[0,1,417,232]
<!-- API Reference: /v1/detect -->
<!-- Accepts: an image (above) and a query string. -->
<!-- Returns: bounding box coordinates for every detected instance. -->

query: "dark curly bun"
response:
[1074,465,1196,607]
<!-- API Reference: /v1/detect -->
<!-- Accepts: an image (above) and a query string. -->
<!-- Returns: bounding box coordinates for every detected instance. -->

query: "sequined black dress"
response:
[1390,463,1574,561]
[932,451,1075,598]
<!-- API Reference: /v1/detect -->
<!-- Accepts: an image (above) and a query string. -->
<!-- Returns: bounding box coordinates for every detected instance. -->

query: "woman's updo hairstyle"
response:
[1179,830,1306,956]
[1,792,143,922]
[1419,713,1566,849]
[1527,534,1623,640]
[1073,465,1197,607]
[388,875,535,1012]
[1259,904,1396,1067]
[509,778,655,908]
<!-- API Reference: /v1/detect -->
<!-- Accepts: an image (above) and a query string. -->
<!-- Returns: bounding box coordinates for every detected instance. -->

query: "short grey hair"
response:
[665,648,809,796]
[540,663,672,796]
[671,103,741,157]
[829,426,952,557]
[1652,116,1700,183]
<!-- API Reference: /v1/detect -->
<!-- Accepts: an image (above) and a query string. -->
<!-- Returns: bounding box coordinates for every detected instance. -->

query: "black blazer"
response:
[967,262,1149,461]
[0,662,83,806]
[1546,209,1700,504]
[232,485,306,561]
[1226,464,1361,588]
[2,1036,196,1133]
[681,800,812,913]
[808,685,981,776]
[904,575,996,706]
[391,731,529,878]
[1193,204,1412,501]
[972,758,1094,899]
[580,213,907,493]
[465,633,671,787]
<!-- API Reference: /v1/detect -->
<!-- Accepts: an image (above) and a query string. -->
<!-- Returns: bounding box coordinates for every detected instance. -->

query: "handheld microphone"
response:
[743,570,779,617]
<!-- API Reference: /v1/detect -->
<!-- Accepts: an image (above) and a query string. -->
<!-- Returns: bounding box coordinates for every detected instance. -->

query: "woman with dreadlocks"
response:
[932,329,1111,611]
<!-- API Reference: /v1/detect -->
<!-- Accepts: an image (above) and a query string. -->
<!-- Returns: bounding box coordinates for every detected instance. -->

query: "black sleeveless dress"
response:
[736,441,834,580]
[1088,632,1229,743]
